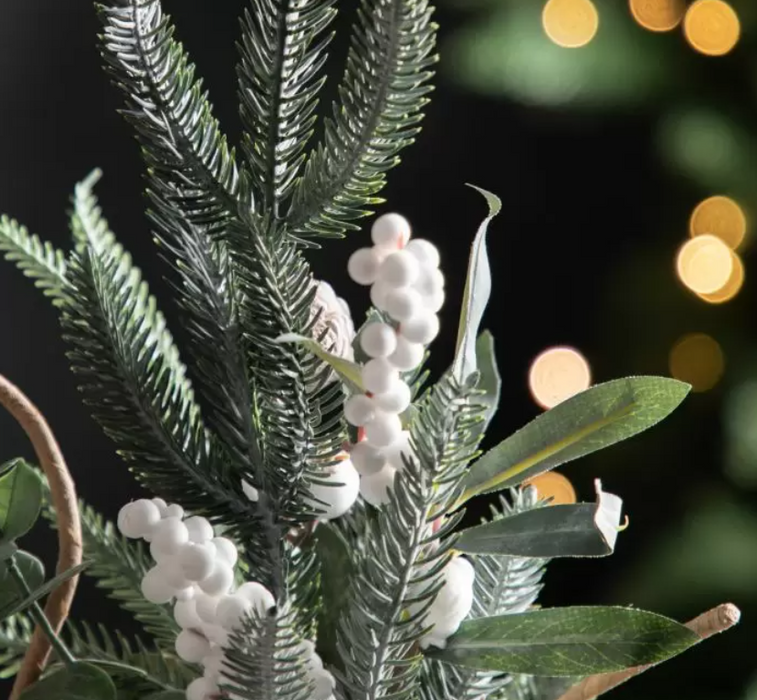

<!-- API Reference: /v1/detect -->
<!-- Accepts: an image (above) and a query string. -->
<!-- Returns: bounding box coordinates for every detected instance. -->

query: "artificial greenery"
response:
[0,1,737,700]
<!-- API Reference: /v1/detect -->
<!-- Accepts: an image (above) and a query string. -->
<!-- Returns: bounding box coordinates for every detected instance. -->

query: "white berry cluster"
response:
[118,498,335,700]
[346,213,443,506]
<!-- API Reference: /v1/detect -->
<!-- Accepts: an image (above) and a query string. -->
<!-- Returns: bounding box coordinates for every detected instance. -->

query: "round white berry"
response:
[179,542,217,582]
[359,322,397,359]
[186,676,217,700]
[175,586,196,601]
[159,557,191,590]
[174,598,202,629]
[372,380,412,414]
[151,497,169,517]
[348,248,382,286]
[236,582,276,615]
[202,622,229,648]
[308,459,360,520]
[202,646,226,677]
[165,503,184,519]
[400,313,439,345]
[362,358,398,395]
[152,517,190,556]
[184,516,214,544]
[117,499,160,539]
[350,441,386,476]
[413,266,445,298]
[176,629,211,663]
[344,394,376,427]
[388,336,424,371]
[385,431,414,472]
[369,280,392,311]
[424,288,445,313]
[384,288,423,323]
[241,479,260,502]
[364,411,403,448]
[198,562,234,596]
[360,465,397,507]
[195,593,220,625]
[149,540,174,565]
[141,566,175,605]
[212,537,238,567]
[378,250,420,288]
[372,213,411,249]
[312,668,336,700]
[216,594,253,631]
[405,239,440,268]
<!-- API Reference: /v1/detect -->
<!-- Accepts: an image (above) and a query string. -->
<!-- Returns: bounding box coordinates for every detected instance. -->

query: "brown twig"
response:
[0,374,83,699]
[555,603,741,700]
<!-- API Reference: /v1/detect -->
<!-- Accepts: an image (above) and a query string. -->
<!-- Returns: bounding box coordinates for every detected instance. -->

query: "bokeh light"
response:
[689,195,747,250]
[629,0,685,32]
[699,250,745,304]
[529,346,592,409]
[669,333,725,392]
[683,0,740,57]
[542,0,600,48]
[525,471,578,505]
[676,234,734,295]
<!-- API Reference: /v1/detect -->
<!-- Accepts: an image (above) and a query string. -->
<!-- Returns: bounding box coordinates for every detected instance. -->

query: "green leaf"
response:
[0,552,44,619]
[0,459,43,544]
[474,330,501,434]
[0,542,18,561]
[456,480,623,559]
[426,606,700,676]
[275,332,364,391]
[0,561,90,619]
[20,661,116,700]
[453,186,502,383]
[457,376,690,507]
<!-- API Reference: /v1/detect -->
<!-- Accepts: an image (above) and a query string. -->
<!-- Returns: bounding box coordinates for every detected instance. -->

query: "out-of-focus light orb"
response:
[528,346,592,409]
[700,251,745,304]
[542,0,599,48]
[683,0,740,56]
[669,333,725,392]
[689,195,747,250]
[629,0,685,32]
[525,471,577,505]
[676,234,734,295]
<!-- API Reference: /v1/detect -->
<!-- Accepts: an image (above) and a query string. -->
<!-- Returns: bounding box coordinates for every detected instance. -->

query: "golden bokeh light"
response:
[629,0,685,32]
[683,0,740,56]
[528,346,592,409]
[689,195,747,250]
[699,250,745,304]
[669,333,725,392]
[542,0,600,48]
[676,234,734,295]
[525,471,577,505]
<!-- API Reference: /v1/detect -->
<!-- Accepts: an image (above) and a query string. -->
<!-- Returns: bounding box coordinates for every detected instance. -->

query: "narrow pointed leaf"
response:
[453,186,502,383]
[275,333,364,391]
[426,606,700,676]
[456,480,623,558]
[20,661,116,699]
[0,459,43,544]
[458,377,690,507]
[474,330,501,434]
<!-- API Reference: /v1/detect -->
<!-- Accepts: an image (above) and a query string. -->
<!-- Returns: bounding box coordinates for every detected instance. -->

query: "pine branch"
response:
[238,0,336,214]
[0,215,68,297]
[338,373,481,700]
[0,615,33,680]
[288,0,437,239]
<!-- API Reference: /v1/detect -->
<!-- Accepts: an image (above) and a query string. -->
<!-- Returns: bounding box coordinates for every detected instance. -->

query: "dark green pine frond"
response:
[0,614,33,680]
[222,603,312,700]
[419,488,549,700]
[238,0,336,214]
[288,0,437,239]
[339,373,482,700]
[0,215,68,297]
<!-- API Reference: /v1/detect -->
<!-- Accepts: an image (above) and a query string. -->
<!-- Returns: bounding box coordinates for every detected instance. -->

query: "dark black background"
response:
[1,1,753,699]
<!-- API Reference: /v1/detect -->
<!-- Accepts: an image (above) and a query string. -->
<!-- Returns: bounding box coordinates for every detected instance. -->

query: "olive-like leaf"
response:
[0,551,45,617]
[20,662,116,699]
[275,332,363,391]
[0,459,43,544]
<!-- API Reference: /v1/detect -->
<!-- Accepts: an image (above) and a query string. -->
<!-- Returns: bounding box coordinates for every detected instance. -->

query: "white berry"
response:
[141,566,175,605]
[372,213,411,249]
[151,517,189,556]
[359,322,397,359]
[344,394,376,427]
[370,280,392,311]
[216,594,253,631]
[350,441,386,476]
[198,562,234,596]
[212,537,238,567]
[117,499,160,539]
[195,593,220,624]
[364,411,403,448]
[202,646,226,677]
[384,287,423,323]
[184,515,214,543]
[400,313,440,345]
[389,336,424,371]
[176,629,211,663]
[424,288,445,313]
[312,668,336,700]
[201,623,229,648]
[372,380,412,414]
[413,266,445,298]
[151,497,169,517]
[378,250,420,288]
[362,358,398,394]
[348,247,382,286]
[308,459,360,520]
[175,586,196,601]
[159,557,190,590]
[236,582,276,615]
[165,503,184,519]
[179,542,217,582]
[174,598,202,629]
[405,239,440,268]
[186,676,217,700]
[360,465,397,507]
[385,431,414,471]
